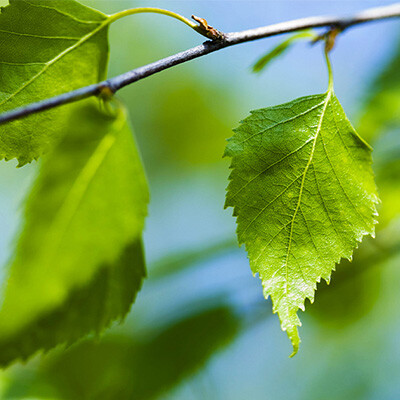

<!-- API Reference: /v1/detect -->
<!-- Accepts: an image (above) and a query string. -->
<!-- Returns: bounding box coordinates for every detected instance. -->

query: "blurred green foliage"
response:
[358,35,400,143]
[0,101,148,367]
[359,35,400,225]
[4,306,239,400]
[252,31,316,73]
[119,71,239,171]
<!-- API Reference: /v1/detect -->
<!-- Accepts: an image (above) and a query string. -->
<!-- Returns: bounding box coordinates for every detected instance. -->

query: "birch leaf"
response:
[0,100,149,366]
[0,0,110,165]
[225,90,379,355]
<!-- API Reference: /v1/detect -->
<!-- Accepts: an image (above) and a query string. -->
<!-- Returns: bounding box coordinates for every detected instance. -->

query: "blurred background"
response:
[0,0,399,399]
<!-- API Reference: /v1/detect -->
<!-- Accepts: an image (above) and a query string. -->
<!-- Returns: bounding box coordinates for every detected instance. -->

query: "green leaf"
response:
[39,307,239,400]
[0,100,149,366]
[0,0,110,165]
[225,89,379,355]
[359,36,400,225]
[358,35,400,142]
[252,31,315,73]
[371,130,400,225]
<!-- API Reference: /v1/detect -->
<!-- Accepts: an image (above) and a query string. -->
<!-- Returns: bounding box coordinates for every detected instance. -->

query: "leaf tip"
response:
[287,326,300,358]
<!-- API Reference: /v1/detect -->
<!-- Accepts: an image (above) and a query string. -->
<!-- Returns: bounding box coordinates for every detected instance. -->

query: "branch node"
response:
[191,15,226,40]
[333,18,352,32]
[97,83,115,100]
[325,27,341,52]
[311,27,342,52]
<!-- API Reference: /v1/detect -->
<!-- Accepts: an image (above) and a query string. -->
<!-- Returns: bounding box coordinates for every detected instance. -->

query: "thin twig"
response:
[0,3,399,125]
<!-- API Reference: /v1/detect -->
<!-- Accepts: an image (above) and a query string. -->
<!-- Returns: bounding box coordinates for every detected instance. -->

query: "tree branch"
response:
[0,3,399,125]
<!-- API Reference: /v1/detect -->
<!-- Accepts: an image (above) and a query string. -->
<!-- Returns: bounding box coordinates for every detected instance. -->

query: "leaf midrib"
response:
[228,137,314,201]
[282,90,332,301]
[38,115,124,269]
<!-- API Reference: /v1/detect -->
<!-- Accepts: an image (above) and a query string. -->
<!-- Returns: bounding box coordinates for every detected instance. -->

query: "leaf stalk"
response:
[108,7,213,38]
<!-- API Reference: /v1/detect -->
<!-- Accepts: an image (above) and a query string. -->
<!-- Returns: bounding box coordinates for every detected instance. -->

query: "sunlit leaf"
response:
[0,100,149,366]
[225,90,379,354]
[0,0,110,165]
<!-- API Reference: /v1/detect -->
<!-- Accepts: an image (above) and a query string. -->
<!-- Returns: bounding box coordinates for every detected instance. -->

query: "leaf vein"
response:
[319,114,369,228]
[0,18,109,109]
[229,137,314,200]
[311,163,345,247]
[237,100,325,145]
[240,172,304,237]
[0,61,46,66]
[254,221,291,264]
[43,125,119,263]
[0,28,80,40]
[20,0,103,25]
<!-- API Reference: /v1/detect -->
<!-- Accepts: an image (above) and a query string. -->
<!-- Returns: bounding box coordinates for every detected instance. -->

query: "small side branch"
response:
[0,3,399,125]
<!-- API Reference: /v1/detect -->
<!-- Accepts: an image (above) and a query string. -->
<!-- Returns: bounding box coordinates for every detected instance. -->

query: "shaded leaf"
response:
[142,80,238,167]
[0,0,110,165]
[150,238,237,280]
[372,130,400,224]
[359,36,400,224]
[252,31,315,73]
[0,100,149,366]
[310,216,400,328]
[225,90,378,354]
[310,235,383,327]
[358,35,400,142]
[10,307,239,400]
